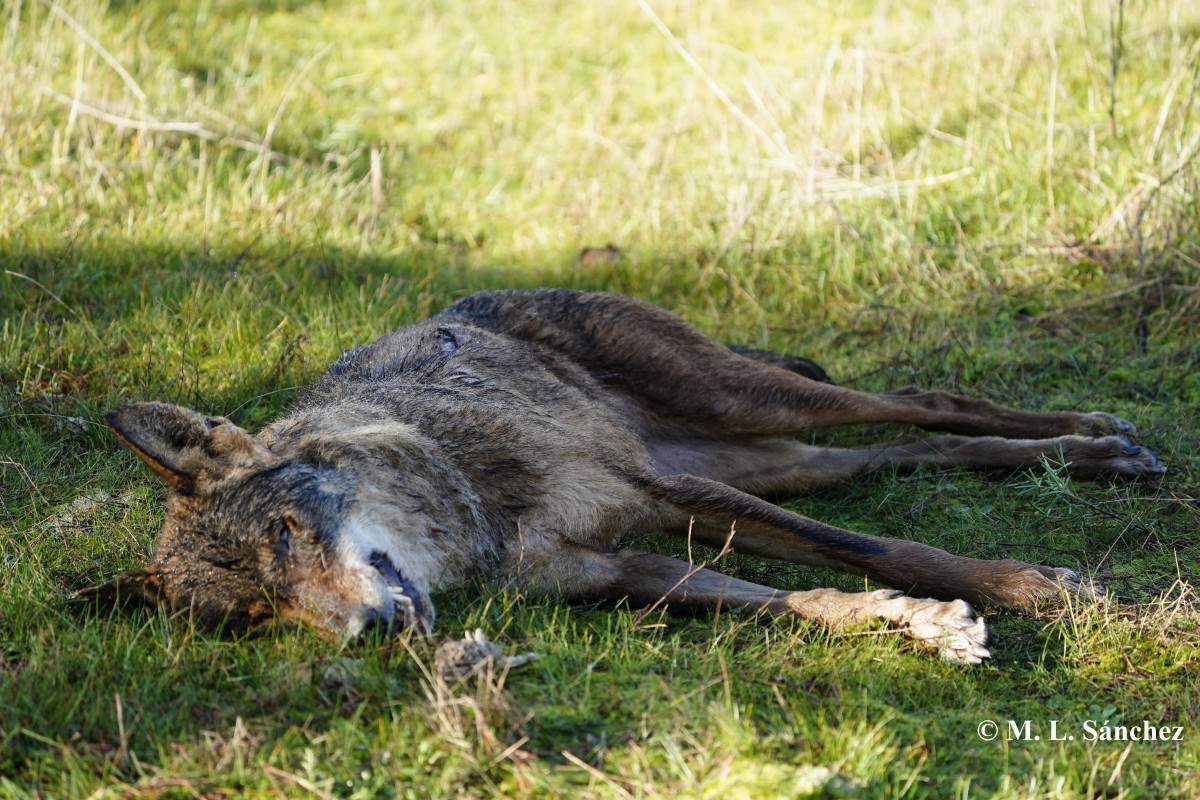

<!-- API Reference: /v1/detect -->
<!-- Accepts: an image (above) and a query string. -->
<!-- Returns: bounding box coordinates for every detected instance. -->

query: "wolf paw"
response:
[1065,435,1166,479]
[1042,567,1107,604]
[902,596,991,665]
[1110,442,1166,476]
[867,590,991,664]
[988,564,1108,609]
[1080,411,1137,437]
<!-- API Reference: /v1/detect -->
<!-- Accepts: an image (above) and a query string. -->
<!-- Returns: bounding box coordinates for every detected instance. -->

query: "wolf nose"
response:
[359,608,392,639]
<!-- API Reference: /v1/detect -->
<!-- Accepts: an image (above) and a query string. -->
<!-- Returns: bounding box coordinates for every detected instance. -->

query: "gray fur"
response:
[79,289,1164,663]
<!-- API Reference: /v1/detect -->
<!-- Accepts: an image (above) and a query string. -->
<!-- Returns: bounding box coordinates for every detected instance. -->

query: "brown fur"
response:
[78,289,1164,663]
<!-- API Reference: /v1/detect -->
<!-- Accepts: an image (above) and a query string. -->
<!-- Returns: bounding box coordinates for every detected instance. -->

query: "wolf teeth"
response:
[389,587,414,609]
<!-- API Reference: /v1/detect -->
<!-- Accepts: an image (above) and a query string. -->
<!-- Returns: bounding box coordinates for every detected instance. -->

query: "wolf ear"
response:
[105,402,275,494]
[71,567,165,610]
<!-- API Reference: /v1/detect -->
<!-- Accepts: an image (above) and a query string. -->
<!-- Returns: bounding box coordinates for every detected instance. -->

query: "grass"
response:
[2,0,1199,796]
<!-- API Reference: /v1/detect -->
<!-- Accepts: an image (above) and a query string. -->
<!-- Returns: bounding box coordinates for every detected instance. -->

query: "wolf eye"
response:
[435,328,460,352]
[274,519,294,558]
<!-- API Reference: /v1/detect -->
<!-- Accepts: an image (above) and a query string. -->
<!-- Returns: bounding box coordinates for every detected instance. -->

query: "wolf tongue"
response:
[368,550,426,620]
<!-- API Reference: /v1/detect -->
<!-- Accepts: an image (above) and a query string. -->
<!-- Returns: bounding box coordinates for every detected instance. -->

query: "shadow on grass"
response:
[2,237,1198,795]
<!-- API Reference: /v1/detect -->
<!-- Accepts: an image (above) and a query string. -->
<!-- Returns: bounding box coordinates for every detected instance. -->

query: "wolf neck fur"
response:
[260,402,508,586]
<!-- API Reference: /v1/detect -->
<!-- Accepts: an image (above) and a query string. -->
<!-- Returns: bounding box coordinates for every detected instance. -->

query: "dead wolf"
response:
[79,289,1165,663]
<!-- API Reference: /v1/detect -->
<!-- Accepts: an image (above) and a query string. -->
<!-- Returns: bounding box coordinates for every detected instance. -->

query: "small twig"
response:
[261,766,338,800]
[815,167,974,198]
[714,520,737,561]
[632,0,792,168]
[40,0,147,102]
[631,558,707,628]
[41,89,207,133]
[39,89,295,162]
[1108,743,1135,788]
[0,461,50,510]
[827,627,906,640]
[1056,279,1164,314]
[225,385,304,419]
[1107,0,1125,138]
[632,520,737,627]
[251,44,332,195]
[560,750,636,799]
[4,269,102,344]
[114,693,131,769]
[263,766,290,800]
[995,542,1080,556]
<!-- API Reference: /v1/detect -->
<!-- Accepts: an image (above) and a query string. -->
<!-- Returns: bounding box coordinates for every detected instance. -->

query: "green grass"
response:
[2,0,1199,796]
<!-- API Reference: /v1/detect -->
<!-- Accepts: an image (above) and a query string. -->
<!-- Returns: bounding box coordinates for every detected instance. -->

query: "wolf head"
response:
[76,402,437,639]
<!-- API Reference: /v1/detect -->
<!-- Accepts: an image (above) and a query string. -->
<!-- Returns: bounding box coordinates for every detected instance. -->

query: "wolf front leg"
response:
[645,474,1103,610]
[538,548,990,663]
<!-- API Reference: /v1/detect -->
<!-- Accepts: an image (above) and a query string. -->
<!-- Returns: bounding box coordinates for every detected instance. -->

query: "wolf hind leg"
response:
[724,345,831,383]
[650,432,1163,496]
[442,289,1137,440]
[860,433,1164,482]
